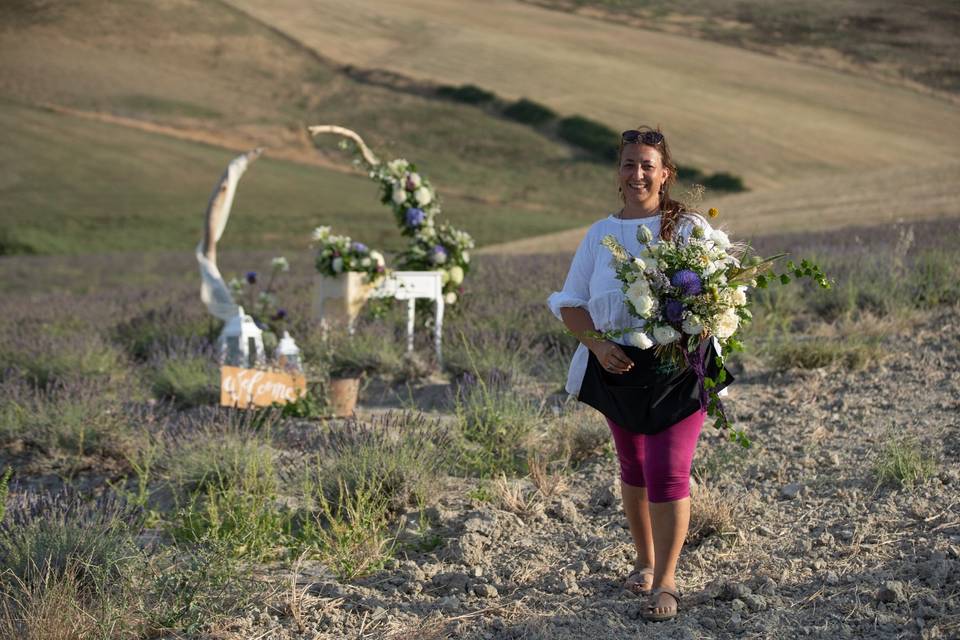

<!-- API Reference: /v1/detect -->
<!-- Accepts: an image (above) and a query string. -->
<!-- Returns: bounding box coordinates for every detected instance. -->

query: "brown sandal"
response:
[643,586,681,622]
[624,566,654,596]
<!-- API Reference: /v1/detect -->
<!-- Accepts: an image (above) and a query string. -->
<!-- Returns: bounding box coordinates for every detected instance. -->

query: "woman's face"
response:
[618,144,669,209]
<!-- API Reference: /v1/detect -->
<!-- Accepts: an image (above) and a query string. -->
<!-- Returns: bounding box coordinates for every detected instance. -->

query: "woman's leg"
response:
[643,410,706,615]
[606,419,655,582]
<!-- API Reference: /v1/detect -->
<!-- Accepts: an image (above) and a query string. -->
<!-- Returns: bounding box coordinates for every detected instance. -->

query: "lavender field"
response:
[1,219,959,639]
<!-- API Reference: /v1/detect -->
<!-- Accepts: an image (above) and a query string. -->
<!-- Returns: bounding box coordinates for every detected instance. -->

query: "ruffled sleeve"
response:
[677,212,712,241]
[547,227,595,319]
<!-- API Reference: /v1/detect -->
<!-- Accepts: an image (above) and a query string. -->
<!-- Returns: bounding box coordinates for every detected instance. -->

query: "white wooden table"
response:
[370,271,445,364]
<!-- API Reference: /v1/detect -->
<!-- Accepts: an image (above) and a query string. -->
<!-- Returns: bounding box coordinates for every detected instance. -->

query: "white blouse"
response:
[548,212,713,396]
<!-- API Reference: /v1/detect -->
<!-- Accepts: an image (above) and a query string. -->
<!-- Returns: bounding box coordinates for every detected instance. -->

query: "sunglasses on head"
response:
[621,130,664,146]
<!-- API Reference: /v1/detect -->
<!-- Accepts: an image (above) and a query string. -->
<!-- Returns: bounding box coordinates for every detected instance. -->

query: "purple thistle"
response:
[405,207,426,228]
[245,271,257,284]
[671,269,702,296]
[665,299,684,323]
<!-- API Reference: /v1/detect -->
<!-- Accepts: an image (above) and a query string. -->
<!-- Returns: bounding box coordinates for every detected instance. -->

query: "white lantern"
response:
[219,306,265,368]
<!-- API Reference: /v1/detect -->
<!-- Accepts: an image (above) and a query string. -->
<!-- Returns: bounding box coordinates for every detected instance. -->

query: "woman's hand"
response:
[592,340,634,374]
[559,307,634,374]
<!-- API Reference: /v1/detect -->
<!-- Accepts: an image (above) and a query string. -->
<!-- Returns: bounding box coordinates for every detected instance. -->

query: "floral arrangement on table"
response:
[352,149,475,305]
[228,255,292,349]
[311,225,387,281]
[601,208,830,447]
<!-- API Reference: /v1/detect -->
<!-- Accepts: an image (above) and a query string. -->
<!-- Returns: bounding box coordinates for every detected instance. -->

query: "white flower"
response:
[361,257,371,268]
[370,250,385,267]
[386,158,409,177]
[444,291,458,305]
[710,229,731,249]
[448,265,464,286]
[625,279,655,317]
[414,186,432,206]
[392,183,408,205]
[332,257,344,273]
[312,226,331,242]
[682,315,704,335]
[652,324,681,345]
[624,331,654,349]
[271,256,290,272]
[462,251,470,264]
[714,308,740,339]
[637,225,654,244]
[631,257,647,270]
[406,172,422,189]
[733,287,747,306]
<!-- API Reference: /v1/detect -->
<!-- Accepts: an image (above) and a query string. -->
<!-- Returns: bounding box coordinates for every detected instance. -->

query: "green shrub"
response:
[307,413,453,514]
[1,338,125,391]
[151,355,219,408]
[0,382,136,461]
[874,434,937,489]
[557,115,619,160]
[436,83,497,105]
[114,306,217,362]
[702,171,746,192]
[454,375,545,476]
[502,98,557,125]
[676,164,705,182]
[298,476,395,581]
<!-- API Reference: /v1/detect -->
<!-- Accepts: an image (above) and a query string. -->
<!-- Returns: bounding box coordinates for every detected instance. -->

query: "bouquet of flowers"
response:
[311,226,387,282]
[601,210,829,447]
[228,255,292,348]
[396,222,474,305]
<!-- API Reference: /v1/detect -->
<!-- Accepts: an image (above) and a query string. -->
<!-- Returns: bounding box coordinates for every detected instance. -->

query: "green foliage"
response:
[298,476,396,581]
[557,115,620,160]
[702,171,746,192]
[454,375,545,477]
[0,337,125,391]
[150,355,219,408]
[0,468,11,522]
[874,433,937,489]
[502,98,557,125]
[436,83,497,104]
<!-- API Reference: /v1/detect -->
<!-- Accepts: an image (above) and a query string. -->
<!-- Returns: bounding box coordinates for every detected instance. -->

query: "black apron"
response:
[577,340,733,434]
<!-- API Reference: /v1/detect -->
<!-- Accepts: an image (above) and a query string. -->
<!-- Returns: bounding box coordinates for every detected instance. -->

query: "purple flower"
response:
[431,244,448,265]
[665,299,684,323]
[671,269,702,296]
[272,308,287,321]
[245,271,257,284]
[351,241,368,254]
[405,207,426,228]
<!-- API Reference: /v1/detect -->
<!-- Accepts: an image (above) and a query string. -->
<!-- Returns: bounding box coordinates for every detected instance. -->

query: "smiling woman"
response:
[549,125,717,623]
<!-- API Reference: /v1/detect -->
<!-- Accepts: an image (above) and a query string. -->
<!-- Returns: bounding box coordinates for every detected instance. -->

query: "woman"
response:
[547,126,716,622]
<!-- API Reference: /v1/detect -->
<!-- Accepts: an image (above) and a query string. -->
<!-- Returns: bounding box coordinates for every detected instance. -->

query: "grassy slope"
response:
[519,0,960,95]
[229,0,960,190]
[0,0,618,255]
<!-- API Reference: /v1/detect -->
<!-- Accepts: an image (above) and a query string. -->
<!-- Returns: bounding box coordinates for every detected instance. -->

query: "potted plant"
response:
[311,226,387,328]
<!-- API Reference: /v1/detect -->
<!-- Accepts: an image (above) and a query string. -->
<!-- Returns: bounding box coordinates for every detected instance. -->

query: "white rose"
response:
[312,226,331,242]
[406,172,422,189]
[682,315,704,335]
[462,251,470,264]
[444,291,458,305]
[414,186,432,206]
[370,250,385,266]
[624,331,654,350]
[361,257,371,268]
[625,279,654,317]
[710,229,731,249]
[714,308,740,339]
[448,265,464,285]
[332,257,343,273]
[652,324,681,345]
[440,269,450,285]
[733,287,748,306]
[387,159,409,177]
[392,183,408,205]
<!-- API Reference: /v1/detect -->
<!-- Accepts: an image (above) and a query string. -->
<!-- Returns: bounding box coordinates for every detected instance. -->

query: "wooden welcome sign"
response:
[220,366,306,408]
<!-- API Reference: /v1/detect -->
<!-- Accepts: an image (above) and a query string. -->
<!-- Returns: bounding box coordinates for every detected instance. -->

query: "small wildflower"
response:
[708,207,719,218]
[271,256,290,272]
[245,271,257,284]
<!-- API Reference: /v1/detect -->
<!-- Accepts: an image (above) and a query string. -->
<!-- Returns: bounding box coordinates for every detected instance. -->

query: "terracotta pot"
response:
[328,376,360,417]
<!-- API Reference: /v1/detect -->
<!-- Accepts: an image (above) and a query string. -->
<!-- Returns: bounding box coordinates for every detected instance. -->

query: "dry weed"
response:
[689,482,737,544]
[490,474,541,516]
[527,452,568,498]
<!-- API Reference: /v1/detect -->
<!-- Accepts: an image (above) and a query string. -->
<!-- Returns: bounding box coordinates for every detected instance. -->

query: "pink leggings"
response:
[606,410,705,503]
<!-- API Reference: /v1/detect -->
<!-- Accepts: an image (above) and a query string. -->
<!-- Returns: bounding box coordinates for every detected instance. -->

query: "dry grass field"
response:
[228,0,960,191]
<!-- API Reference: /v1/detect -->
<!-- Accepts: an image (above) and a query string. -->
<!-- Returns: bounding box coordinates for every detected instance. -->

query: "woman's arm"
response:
[560,307,634,374]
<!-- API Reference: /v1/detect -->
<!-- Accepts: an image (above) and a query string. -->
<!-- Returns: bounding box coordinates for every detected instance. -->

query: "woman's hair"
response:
[616,125,692,241]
